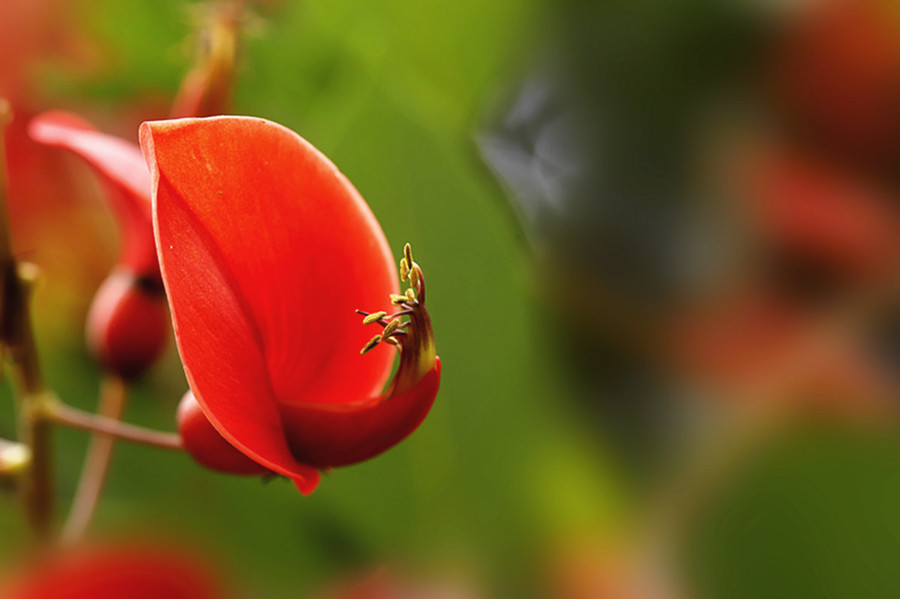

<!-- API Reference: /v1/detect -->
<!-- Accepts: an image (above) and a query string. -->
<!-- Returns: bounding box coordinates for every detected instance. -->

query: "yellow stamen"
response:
[356,243,435,394]
[383,319,400,336]
[362,311,387,325]
[360,334,383,354]
[400,258,410,282]
[404,243,413,269]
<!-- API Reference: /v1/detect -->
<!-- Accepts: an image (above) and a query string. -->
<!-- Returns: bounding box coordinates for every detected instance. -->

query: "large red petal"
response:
[278,359,441,468]
[28,111,158,277]
[144,129,320,493]
[139,117,398,407]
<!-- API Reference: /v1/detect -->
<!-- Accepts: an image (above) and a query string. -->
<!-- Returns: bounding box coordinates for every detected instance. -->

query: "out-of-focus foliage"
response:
[481,0,900,597]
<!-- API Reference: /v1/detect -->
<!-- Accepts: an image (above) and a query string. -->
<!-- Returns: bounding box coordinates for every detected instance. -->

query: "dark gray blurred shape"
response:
[478,0,769,475]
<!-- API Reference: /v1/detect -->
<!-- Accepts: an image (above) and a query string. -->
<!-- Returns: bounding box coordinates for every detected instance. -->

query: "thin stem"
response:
[6,265,54,540]
[50,403,183,451]
[3,264,53,538]
[0,268,55,541]
[0,100,55,541]
[20,407,53,540]
[61,376,127,544]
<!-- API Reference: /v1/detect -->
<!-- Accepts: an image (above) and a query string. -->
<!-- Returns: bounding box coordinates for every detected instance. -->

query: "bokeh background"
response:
[2,0,900,597]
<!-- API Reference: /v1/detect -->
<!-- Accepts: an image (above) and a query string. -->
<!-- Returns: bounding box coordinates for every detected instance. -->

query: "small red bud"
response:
[177,391,271,476]
[86,269,169,380]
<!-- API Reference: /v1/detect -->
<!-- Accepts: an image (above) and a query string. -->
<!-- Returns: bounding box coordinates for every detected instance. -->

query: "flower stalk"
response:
[170,0,244,118]
[49,404,183,451]
[61,375,128,544]
[0,99,55,541]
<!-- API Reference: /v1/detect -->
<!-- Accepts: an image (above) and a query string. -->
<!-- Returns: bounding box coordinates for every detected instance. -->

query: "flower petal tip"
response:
[292,472,322,496]
[28,110,94,142]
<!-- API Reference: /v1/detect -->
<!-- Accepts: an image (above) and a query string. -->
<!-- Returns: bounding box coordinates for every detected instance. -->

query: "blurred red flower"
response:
[29,112,168,379]
[29,112,157,280]
[140,116,440,494]
[771,0,900,168]
[747,148,898,282]
[3,543,227,599]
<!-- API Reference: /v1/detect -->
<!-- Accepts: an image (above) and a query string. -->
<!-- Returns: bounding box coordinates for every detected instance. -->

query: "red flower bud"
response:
[140,117,441,494]
[86,269,169,380]
[177,390,269,475]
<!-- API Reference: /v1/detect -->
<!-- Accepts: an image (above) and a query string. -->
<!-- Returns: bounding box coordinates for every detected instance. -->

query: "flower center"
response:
[356,243,436,397]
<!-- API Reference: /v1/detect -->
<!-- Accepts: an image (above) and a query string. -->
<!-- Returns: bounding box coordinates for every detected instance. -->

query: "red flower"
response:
[3,543,227,599]
[770,0,900,167]
[140,116,440,494]
[746,148,897,282]
[29,112,168,379]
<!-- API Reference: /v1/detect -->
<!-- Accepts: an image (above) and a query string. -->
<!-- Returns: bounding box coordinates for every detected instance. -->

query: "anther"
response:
[357,242,432,359]
[383,319,401,336]
[404,243,413,269]
[362,311,387,325]
[360,334,383,354]
[400,258,410,282]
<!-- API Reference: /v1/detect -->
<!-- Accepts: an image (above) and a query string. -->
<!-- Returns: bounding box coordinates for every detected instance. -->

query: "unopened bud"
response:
[86,270,169,380]
[177,390,270,475]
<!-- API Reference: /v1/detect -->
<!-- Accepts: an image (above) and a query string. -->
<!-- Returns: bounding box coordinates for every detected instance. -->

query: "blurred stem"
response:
[61,376,127,544]
[0,100,55,542]
[50,403,183,451]
[170,0,244,118]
